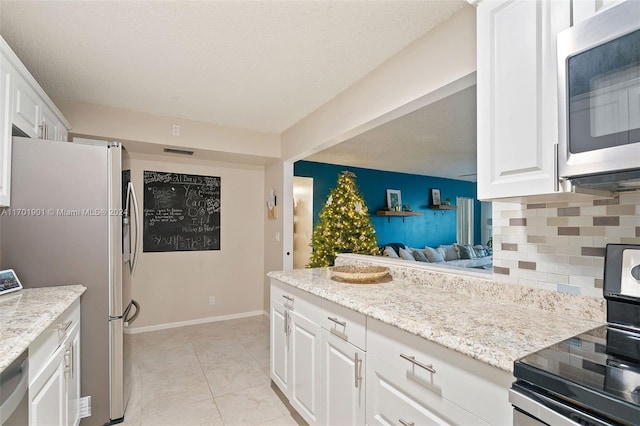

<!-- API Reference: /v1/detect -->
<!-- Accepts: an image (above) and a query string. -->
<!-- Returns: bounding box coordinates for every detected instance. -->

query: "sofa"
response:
[380,242,493,269]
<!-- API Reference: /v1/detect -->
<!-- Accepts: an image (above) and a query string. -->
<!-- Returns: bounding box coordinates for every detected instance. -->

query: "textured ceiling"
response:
[305,85,477,181]
[0,0,466,134]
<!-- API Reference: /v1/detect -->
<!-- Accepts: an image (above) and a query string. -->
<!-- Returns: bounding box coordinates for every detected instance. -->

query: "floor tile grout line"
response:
[192,335,226,425]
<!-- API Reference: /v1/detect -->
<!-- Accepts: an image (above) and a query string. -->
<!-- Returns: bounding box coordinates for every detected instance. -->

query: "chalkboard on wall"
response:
[143,171,221,252]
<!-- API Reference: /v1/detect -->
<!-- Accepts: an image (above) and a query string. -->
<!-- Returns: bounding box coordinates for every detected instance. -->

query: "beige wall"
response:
[56,99,280,159]
[127,153,265,331]
[263,159,284,309]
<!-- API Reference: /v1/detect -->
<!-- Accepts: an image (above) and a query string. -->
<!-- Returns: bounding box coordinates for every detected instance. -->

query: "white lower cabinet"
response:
[270,279,323,425]
[30,347,66,426]
[322,329,365,425]
[29,299,81,426]
[270,280,514,425]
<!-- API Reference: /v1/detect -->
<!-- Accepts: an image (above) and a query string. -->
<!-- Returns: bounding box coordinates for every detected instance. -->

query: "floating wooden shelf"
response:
[376,210,422,223]
[429,204,456,215]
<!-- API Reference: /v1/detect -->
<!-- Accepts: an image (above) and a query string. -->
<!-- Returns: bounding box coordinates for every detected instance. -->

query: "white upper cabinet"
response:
[476,0,570,200]
[572,0,623,25]
[0,53,14,206]
[0,35,71,206]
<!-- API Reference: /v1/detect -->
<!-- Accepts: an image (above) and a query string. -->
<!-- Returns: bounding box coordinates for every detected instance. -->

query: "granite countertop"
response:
[0,285,86,373]
[268,268,603,373]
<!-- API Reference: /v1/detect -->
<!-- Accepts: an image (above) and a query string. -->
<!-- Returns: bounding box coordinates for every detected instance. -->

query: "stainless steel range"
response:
[511,244,640,426]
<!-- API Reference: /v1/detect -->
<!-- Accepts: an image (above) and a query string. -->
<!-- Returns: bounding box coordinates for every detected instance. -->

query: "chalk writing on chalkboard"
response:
[143,171,221,252]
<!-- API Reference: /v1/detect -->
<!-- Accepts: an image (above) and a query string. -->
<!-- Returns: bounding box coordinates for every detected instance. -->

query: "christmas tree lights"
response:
[307,171,379,267]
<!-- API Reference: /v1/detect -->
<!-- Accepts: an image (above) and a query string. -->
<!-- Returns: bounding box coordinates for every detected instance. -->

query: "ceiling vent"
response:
[164,148,194,156]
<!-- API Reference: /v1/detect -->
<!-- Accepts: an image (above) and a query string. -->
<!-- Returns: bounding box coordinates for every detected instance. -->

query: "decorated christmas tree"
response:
[307,171,379,268]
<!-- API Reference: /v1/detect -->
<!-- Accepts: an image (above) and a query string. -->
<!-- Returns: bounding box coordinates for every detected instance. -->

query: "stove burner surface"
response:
[515,325,640,425]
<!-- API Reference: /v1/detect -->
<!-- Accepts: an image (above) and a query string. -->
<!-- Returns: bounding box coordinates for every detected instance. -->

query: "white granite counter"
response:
[0,285,86,373]
[268,268,603,373]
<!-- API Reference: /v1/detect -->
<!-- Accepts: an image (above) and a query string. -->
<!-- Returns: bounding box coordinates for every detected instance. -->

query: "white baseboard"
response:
[125,310,265,334]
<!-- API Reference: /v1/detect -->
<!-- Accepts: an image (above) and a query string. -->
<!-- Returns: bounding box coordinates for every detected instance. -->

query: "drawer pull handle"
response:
[282,295,294,302]
[328,317,346,327]
[399,419,414,426]
[400,353,436,374]
[57,321,72,332]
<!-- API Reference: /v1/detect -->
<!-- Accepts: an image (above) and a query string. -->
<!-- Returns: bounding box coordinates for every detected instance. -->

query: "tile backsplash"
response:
[492,190,640,298]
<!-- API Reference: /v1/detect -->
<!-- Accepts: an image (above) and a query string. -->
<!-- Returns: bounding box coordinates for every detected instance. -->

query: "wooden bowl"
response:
[329,265,390,283]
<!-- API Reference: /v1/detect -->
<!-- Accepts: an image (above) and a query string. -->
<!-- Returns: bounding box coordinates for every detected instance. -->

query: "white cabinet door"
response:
[13,75,41,138]
[477,0,570,199]
[40,104,59,141]
[289,309,323,426]
[322,329,365,426]
[30,347,67,426]
[66,327,81,426]
[0,53,13,207]
[270,298,289,396]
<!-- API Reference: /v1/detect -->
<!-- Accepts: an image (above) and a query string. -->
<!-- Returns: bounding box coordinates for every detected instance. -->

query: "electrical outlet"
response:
[209,296,216,305]
[172,124,180,136]
[79,396,91,418]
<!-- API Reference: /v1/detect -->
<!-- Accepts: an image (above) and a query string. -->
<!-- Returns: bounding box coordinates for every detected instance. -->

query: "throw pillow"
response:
[455,244,476,260]
[438,244,458,261]
[473,245,488,257]
[423,246,445,263]
[383,246,399,258]
[398,247,415,261]
[412,249,429,262]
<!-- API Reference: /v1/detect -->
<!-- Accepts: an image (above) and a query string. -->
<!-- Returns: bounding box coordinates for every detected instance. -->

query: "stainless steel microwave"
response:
[557,0,640,191]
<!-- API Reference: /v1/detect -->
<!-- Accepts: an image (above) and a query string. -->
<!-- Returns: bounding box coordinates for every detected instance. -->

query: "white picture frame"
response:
[386,189,402,211]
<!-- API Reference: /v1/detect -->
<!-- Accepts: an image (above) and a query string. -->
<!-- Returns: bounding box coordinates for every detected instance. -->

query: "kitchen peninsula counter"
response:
[0,285,86,373]
[268,267,603,373]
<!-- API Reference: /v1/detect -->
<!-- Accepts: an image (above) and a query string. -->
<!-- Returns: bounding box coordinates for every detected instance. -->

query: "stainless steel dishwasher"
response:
[0,350,29,426]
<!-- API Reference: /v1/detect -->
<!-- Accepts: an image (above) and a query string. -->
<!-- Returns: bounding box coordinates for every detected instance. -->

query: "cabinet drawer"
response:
[366,354,489,426]
[367,318,512,425]
[29,299,80,383]
[322,299,366,351]
[270,279,322,325]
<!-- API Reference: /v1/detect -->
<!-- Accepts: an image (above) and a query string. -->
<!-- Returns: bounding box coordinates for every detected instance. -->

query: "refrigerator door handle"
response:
[124,300,140,327]
[127,182,141,277]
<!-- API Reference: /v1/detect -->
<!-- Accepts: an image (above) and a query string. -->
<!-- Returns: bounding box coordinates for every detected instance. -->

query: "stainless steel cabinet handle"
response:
[282,294,294,302]
[328,317,346,327]
[399,418,414,426]
[127,182,141,277]
[70,342,74,378]
[354,353,362,388]
[400,353,436,374]
[284,310,288,334]
[554,142,559,192]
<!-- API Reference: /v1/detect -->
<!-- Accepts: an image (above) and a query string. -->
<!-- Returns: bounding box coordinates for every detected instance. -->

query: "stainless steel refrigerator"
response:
[1,136,141,425]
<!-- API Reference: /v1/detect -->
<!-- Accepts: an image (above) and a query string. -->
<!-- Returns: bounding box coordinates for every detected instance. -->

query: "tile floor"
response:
[121,315,303,426]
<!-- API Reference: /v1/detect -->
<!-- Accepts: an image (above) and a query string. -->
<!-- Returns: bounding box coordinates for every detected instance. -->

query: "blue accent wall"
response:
[294,161,481,248]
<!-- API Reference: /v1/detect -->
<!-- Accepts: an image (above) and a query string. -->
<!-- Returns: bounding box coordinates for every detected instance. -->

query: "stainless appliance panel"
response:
[0,351,28,426]
[0,137,119,425]
[557,0,640,180]
[108,143,125,318]
[109,315,125,421]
